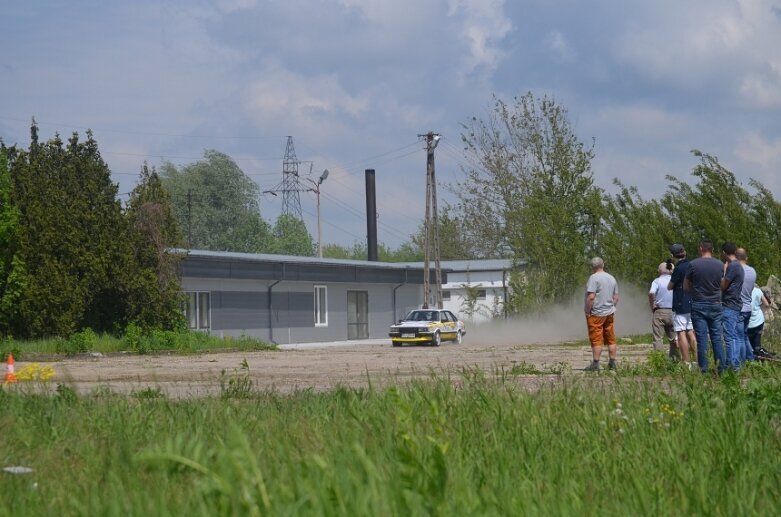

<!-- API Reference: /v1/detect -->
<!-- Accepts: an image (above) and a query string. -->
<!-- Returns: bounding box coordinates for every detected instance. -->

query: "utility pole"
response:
[419,131,442,309]
[187,188,192,249]
[303,169,329,258]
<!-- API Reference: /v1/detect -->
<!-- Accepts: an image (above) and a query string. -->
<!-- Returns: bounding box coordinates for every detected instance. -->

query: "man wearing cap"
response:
[648,261,676,354]
[684,239,727,374]
[584,257,619,372]
[667,244,696,367]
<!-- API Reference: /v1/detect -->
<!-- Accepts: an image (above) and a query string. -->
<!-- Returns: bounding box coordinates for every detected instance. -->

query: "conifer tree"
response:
[124,163,185,329]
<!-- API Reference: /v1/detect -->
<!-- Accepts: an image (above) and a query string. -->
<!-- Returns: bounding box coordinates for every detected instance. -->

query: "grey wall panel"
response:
[270,292,312,328]
[211,291,269,331]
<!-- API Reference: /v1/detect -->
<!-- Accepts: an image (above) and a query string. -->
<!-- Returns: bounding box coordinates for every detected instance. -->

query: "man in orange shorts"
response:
[584,257,620,371]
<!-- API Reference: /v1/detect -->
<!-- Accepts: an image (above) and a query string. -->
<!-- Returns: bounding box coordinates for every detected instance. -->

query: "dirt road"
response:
[20,339,654,398]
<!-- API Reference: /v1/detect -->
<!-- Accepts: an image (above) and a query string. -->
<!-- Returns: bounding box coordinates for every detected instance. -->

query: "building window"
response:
[314,285,328,326]
[477,289,487,300]
[442,290,451,301]
[184,292,210,330]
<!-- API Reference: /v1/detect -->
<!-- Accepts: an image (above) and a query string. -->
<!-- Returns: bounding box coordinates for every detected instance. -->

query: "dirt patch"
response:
[14,340,655,398]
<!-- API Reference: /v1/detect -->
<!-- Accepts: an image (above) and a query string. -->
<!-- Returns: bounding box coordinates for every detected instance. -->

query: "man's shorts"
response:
[672,312,693,332]
[586,313,616,347]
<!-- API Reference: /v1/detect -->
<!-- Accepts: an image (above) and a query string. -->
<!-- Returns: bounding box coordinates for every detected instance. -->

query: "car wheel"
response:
[455,330,462,344]
[392,341,402,347]
[432,331,441,347]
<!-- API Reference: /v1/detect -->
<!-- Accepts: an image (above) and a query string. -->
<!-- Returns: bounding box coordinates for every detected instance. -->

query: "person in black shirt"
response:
[684,239,727,374]
[667,244,696,368]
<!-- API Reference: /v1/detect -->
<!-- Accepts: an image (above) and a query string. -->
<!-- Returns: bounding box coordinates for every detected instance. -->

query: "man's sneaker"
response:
[584,361,601,372]
[608,359,617,371]
[758,348,777,357]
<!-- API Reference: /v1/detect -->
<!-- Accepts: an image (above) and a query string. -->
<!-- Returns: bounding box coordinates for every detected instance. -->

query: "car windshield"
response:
[406,310,437,321]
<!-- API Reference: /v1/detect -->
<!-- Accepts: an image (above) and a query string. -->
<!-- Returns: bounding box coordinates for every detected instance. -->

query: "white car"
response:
[389,309,466,347]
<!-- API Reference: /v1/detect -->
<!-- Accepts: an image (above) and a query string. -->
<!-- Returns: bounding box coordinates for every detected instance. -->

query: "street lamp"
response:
[305,169,329,258]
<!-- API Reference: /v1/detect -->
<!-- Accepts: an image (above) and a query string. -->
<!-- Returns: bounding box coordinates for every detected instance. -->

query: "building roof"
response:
[175,248,421,270]
[177,248,426,284]
[396,258,524,272]
[176,249,523,285]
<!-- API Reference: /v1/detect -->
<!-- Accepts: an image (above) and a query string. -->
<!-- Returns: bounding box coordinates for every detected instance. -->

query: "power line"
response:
[0,115,287,140]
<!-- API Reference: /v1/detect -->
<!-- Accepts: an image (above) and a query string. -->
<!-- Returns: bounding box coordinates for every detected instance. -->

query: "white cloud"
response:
[735,131,781,170]
[215,0,258,13]
[447,0,513,75]
[545,30,575,62]
[614,1,781,104]
[244,64,370,145]
[590,104,693,143]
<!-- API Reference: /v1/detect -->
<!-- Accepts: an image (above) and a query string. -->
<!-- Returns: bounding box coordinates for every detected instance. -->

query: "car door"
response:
[441,311,456,339]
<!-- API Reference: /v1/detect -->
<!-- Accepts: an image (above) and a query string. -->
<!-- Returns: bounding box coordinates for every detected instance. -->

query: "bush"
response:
[56,328,97,356]
[123,323,148,354]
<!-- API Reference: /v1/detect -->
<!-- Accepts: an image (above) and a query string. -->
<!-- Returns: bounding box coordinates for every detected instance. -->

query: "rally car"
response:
[389,309,466,347]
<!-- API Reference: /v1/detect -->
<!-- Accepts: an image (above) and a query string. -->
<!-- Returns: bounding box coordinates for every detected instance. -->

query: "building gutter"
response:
[502,269,508,320]
[267,264,285,344]
[392,268,409,323]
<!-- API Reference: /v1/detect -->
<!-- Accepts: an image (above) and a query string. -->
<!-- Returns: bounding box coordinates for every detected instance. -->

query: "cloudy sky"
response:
[2,0,781,249]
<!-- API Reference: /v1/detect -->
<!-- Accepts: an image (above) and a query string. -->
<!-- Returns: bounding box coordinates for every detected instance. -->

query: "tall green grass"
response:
[0,327,276,359]
[1,366,780,515]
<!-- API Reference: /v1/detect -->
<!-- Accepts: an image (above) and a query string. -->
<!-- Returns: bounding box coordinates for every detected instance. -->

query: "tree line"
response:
[0,125,183,339]
[448,92,781,313]
[3,93,780,339]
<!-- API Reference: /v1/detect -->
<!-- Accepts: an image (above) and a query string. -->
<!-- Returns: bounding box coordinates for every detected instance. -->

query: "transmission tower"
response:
[281,136,302,219]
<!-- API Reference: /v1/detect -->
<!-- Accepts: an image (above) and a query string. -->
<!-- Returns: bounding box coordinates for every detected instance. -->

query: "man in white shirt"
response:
[648,261,676,355]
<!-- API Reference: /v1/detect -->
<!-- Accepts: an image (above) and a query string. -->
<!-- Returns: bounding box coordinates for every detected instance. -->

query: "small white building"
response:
[402,259,525,323]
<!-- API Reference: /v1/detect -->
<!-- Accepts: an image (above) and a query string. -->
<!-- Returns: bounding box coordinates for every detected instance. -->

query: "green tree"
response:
[458,92,603,311]
[0,147,26,336]
[599,181,677,285]
[321,240,424,262]
[411,206,476,260]
[270,214,315,256]
[661,151,781,283]
[123,163,185,329]
[8,126,128,337]
[160,150,272,253]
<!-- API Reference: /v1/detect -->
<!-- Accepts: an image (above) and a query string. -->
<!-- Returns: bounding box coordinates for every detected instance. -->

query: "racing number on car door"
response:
[443,312,454,335]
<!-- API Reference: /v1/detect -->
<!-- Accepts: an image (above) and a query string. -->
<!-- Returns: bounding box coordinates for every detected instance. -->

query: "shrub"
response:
[124,323,148,354]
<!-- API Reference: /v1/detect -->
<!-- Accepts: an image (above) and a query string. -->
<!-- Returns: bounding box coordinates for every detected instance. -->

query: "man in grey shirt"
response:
[584,257,619,371]
[736,248,756,363]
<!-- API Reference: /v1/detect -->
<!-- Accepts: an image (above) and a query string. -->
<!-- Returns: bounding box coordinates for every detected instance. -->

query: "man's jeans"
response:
[740,311,754,362]
[722,307,741,370]
[691,301,726,373]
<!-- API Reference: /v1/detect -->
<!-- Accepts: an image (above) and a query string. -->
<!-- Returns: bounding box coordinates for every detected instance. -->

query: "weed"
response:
[509,361,543,375]
[55,383,77,402]
[220,358,254,399]
[124,323,148,354]
[133,387,165,400]
[0,337,21,361]
[56,328,97,356]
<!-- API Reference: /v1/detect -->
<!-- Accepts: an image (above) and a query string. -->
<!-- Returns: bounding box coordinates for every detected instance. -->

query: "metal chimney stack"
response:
[365,169,378,261]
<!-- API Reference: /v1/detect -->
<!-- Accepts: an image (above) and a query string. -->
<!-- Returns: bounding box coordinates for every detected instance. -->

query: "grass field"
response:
[2,354,780,515]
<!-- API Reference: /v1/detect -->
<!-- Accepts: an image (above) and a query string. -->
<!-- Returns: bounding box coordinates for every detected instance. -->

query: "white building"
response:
[404,259,525,323]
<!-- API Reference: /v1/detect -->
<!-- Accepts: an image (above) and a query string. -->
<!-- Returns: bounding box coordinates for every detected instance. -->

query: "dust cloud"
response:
[467,282,652,346]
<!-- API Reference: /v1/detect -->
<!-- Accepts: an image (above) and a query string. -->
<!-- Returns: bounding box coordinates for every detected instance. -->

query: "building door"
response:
[347,291,369,339]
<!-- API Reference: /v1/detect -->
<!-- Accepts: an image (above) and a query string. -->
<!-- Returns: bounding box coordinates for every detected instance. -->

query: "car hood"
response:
[393,320,435,327]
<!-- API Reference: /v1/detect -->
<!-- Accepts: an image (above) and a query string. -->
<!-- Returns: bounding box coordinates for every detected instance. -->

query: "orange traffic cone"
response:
[4,353,18,383]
